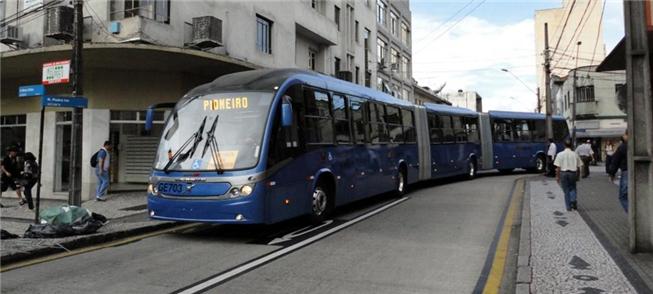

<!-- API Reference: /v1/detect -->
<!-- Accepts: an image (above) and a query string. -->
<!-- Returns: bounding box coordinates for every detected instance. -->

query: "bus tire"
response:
[498,168,514,174]
[467,159,477,180]
[309,184,331,224]
[531,155,546,173]
[395,168,407,197]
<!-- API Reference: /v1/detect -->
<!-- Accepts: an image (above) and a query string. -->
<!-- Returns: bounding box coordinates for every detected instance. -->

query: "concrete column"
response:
[26,112,61,200]
[81,109,110,201]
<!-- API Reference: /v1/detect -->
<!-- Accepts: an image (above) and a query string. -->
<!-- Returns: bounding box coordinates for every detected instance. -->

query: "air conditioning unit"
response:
[337,70,353,82]
[0,25,21,45]
[390,63,399,71]
[44,6,74,41]
[191,16,223,49]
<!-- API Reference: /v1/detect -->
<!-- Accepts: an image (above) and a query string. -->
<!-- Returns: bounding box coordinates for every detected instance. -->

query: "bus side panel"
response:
[479,114,494,170]
[265,153,315,224]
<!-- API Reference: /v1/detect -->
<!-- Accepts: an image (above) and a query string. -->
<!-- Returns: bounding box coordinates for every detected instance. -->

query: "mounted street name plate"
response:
[18,84,45,97]
[41,96,88,108]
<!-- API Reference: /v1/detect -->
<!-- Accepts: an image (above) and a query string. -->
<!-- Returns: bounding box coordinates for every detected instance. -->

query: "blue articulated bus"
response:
[477,111,569,174]
[145,68,569,224]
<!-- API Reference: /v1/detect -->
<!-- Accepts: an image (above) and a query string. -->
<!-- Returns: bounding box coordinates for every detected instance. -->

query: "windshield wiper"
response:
[201,115,224,174]
[163,116,207,172]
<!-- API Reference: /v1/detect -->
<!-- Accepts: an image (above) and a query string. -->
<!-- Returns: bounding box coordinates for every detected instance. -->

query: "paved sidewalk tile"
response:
[530,179,636,293]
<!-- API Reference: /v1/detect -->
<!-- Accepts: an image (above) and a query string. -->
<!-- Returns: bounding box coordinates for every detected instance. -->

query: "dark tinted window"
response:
[492,119,513,142]
[332,94,351,143]
[532,120,546,142]
[427,112,442,144]
[303,89,333,145]
[514,120,531,141]
[440,115,454,142]
[553,120,569,142]
[385,106,402,143]
[369,103,389,143]
[350,97,368,144]
[464,116,479,143]
[401,109,416,143]
[452,116,466,142]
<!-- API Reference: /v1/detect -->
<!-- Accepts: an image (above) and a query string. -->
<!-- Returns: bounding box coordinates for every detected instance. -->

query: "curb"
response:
[515,179,533,294]
[0,221,178,266]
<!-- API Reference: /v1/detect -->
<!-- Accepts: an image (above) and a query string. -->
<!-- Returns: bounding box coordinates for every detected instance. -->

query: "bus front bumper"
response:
[147,194,265,224]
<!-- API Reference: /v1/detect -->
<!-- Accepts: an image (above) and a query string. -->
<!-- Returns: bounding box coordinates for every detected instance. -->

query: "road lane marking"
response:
[0,223,200,273]
[482,179,524,294]
[174,196,409,294]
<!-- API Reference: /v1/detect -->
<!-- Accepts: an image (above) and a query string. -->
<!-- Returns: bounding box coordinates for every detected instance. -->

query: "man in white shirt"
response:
[575,140,593,178]
[546,139,557,177]
[555,140,583,211]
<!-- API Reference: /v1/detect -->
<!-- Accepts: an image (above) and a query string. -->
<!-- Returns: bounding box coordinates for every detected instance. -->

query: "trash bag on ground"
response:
[1,229,19,239]
[24,205,107,238]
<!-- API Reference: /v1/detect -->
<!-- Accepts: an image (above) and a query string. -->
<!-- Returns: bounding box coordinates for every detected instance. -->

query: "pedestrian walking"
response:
[19,152,39,210]
[546,138,557,177]
[604,140,615,174]
[555,140,583,211]
[1,146,26,205]
[575,139,593,178]
[608,133,628,213]
[93,141,112,201]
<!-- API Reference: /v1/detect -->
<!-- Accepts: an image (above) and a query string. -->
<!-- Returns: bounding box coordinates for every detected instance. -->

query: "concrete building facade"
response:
[534,0,606,112]
[553,65,626,156]
[440,90,482,112]
[0,0,411,201]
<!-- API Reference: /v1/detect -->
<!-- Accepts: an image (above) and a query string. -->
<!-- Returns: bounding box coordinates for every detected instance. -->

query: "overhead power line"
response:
[588,0,607,71]
[553,0,597,69]
[550,0,577,57]
[413,0,476,45]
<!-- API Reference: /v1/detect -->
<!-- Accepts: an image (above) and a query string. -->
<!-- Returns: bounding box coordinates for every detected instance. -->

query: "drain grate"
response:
[120,204,147,211]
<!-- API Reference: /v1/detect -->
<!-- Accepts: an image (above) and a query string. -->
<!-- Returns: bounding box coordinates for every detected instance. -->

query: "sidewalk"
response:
[0,191,175,265]
[518,166,653,293]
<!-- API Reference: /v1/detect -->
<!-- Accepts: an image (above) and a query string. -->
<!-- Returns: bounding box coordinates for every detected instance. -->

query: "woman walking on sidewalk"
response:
[604,140,615,174]
[555,140,583,211]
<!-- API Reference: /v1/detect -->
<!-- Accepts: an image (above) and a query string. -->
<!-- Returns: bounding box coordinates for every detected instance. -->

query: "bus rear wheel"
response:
[395,170,406,197]
[534,156,546,173]
[467,160,477,180]
[310,185,331,224]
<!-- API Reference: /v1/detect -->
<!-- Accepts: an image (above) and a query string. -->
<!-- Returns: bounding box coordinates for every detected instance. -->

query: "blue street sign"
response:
[18,84,45,97]
[41,96,88,108]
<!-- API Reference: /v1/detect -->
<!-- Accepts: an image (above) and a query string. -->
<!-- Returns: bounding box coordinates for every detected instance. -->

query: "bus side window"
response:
[268,87,302,167]
[427,112,441,144]
[401,109,416,144]
[533,120,546,142]
[332,94,351,144]
[440,115,454,143]
[349,96,368,144]
[465,117,479,143]
[303,88,334,146]
[385,106,402,143]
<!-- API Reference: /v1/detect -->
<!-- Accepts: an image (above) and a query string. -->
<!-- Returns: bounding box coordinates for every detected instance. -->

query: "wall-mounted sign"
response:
[42,60,70,85]
[41,96,88,108]
[18,84,45,97]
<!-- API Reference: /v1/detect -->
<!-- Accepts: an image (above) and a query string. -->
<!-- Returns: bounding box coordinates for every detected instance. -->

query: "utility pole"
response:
[572,41,581,146]
[69,0,84,206]
[544,23,553,140]
[537,87,541,113]
[624,0,653,253]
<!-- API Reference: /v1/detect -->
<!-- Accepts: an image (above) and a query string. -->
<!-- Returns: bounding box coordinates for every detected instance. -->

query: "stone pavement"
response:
[519,166,653,294]
[0,191,175,264]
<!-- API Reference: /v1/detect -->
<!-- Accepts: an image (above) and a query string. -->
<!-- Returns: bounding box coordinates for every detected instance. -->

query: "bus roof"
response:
[183,68,413,108]
[423,103,479,117]
[488,110,565,121]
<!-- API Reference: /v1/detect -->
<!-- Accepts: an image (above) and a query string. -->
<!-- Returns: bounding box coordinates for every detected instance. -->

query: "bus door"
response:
[492,119,518,169]
[349,97,373,199]
[514,120,535,168]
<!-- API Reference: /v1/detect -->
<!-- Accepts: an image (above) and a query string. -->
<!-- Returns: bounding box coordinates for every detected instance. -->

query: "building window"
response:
[334,57,341,74]
[311,0,317,9]
[615,83,626,112]
[390,48,399,72]
[401,56,409,79]
[355,20,360,43]
[376,0,386,25]
[347,54,354,71]
[256,15,272,54]
[377,77,384,91]
[576,85,595,103]
[1,114,26,156]
[355,66,360,84]
[401,22,410,45]
[390,12,398,36]
[110,0,170,23]
[334,5,340,31]
[376,38,387,66]
[309,49,317,71]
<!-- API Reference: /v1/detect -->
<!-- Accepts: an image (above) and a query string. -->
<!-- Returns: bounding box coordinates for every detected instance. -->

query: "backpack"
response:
[90,150,100,168]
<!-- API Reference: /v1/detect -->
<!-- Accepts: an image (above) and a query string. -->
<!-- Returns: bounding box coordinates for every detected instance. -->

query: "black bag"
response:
[90,150,100,168]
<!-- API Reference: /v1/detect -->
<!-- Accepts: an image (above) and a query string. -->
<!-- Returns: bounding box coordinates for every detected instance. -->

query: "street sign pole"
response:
[34,106,45,224]
[69,0,84,206]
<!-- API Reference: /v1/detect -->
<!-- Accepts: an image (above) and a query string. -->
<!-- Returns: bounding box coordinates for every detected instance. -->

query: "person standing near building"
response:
[604,140,615,174]
[95,141,112,201]
[546,138,557,177]
[555,140,583,211]
[608,133,628,213]
[575,139,593,178]
[1,147,26,205]
[19,152,39,210]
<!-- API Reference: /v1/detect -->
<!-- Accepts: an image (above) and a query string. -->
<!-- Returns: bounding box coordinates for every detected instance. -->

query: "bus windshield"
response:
[153,92,274,171]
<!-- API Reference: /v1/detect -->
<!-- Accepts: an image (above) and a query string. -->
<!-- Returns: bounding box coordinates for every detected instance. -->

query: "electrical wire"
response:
[552,0,597,69]
[413,0,476,45]
[550,0,577,58]
[588,0,606,71]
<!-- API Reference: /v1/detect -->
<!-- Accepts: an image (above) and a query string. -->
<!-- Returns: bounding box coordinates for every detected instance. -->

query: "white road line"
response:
[179,196,409,294]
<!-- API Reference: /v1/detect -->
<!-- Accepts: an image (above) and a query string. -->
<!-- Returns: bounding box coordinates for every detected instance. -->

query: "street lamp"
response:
[501,68,539,112]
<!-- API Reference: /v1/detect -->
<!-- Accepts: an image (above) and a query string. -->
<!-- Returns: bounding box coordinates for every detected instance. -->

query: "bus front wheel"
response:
[310,185,331,224]
[467,160,477,180]
[395,169,407,197]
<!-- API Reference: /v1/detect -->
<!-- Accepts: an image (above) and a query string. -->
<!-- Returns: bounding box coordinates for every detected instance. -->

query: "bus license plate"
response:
[158,183,184,194]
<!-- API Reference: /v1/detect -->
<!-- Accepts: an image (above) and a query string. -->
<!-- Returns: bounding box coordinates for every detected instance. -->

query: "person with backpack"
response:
[92,141,112,201]
[19,152,39,210]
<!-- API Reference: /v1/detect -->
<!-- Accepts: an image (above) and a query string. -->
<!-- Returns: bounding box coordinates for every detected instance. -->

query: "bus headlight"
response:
[147,183,159,195]
[240,184,254,196]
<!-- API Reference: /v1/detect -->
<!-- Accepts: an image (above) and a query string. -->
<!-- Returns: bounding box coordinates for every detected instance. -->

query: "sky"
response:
[410,0,625,112]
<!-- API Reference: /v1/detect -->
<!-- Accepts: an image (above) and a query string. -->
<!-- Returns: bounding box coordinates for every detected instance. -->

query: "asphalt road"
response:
[1,173,523,294]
